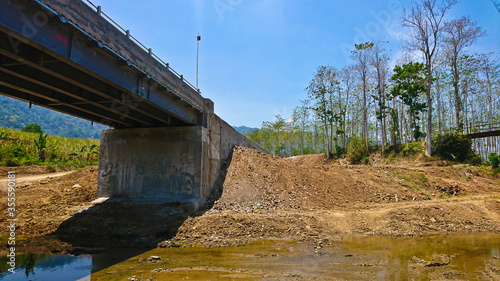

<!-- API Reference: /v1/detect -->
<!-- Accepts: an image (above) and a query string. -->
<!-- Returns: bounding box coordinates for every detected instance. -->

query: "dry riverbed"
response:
[0,147,500,279]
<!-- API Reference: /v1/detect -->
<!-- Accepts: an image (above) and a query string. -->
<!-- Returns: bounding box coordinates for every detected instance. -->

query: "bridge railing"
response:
[444,122,500,135]
[465,122,500,134]
[82,0,199,93]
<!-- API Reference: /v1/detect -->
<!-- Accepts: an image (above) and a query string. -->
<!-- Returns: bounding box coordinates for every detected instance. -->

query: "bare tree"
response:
[351,42,374,150]
[340,65,356,147]
[443,16,485,132]
[293,100,310,155]
[402,0,457,156]
[370,41,390,155]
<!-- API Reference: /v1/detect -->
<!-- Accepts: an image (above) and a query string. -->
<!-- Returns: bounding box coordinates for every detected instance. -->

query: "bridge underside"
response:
[0,33,187,128]
[0,0,205,128]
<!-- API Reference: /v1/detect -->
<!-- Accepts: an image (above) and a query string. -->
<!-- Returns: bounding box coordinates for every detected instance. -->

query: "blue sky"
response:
[87,0,500,128]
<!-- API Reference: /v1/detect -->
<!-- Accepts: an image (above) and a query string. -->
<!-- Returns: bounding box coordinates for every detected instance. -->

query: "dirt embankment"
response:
[0,147,499,250]
[164,147,500,247]
[0,167,97,237]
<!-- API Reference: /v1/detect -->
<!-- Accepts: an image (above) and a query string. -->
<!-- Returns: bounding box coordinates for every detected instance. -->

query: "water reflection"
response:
[0,254,91,281]
[0,232,498,280]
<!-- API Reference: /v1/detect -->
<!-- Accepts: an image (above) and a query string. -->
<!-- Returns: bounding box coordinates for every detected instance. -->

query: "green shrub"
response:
[21,123,43,134]
[302,147,317,155]
[5,158,21,167]
[49,150,59,161]
[20,158,34,166]
[431,133,474,163]
[346,135,368,164]
[334,144,346,158]
[401,142,423,157]
[363,156,370,165]
[489,153,500,169]
[6,144,28,158]
[468,154,483,166]
[384,142,423,160]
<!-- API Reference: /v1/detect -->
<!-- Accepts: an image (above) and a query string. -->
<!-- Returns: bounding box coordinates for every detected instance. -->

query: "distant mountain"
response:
[0,95,260,139]
[233,126,258,135]
[0,95,107,139]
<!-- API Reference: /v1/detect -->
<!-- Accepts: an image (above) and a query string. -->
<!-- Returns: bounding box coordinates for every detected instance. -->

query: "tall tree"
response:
[271,115,287,157]
[307,66,339,158]
[402,0,457,156]
[433,64,446,135]
[351,42,374,150]
[293,100,311,155]
[476,54,500,128]
[390,62,428,141]
[443,16,485,132]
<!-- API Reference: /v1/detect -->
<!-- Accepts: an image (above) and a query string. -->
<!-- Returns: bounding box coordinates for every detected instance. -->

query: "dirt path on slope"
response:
[0,167,98,238]
[0,171,75,188]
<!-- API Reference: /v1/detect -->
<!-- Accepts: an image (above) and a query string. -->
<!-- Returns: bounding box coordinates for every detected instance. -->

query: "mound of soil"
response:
[209,147,499,211]
[166,147,500,247]
[0,147,499,250]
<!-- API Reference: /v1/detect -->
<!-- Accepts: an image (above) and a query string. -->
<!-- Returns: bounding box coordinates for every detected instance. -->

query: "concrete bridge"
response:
[0,0,261,209]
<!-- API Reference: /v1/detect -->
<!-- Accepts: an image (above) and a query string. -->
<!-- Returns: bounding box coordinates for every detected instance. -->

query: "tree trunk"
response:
[437,78,443,135]
[363,81,368,150]
[425,66,433,157]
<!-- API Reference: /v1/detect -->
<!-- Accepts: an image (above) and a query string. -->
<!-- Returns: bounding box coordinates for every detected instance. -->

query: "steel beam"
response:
[0,71,135,127]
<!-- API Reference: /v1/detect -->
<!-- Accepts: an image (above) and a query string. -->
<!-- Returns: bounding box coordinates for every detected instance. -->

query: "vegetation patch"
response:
[385,142,424,160]
[346,135,369,164]
[489,153,500,175]
[431,133,481,165]
[0,126,99,169]
[390,170,429,191]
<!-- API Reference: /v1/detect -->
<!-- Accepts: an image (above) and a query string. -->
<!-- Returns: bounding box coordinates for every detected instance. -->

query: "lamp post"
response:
[196,33,201,90]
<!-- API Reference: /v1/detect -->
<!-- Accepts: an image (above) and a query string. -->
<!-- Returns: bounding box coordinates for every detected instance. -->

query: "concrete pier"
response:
[97,114,263,209]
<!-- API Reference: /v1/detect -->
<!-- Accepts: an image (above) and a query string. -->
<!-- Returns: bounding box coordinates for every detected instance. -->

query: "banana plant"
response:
[34,132,51,161]
[69,144,98,161]
[0,132,12,140]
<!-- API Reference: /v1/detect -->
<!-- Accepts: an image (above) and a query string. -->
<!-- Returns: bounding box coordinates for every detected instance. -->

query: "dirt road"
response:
[0,171,75,188]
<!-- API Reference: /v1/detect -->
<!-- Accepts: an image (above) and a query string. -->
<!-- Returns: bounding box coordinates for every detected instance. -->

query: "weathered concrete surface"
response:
[97,126,205,204]
[98,114,264,208]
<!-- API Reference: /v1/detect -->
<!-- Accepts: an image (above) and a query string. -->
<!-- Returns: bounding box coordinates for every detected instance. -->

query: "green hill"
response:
[0,95,107,139]
[233,126,257,135]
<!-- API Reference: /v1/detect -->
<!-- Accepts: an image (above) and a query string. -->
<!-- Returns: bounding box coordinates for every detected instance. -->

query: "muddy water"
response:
[1,232,499,280]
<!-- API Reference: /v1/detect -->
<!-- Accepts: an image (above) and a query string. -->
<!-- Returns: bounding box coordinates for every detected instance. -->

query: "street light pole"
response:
[196,33,201,90]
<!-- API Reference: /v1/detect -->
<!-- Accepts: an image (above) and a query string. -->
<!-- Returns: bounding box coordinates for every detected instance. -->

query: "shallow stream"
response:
[1,232,499,280]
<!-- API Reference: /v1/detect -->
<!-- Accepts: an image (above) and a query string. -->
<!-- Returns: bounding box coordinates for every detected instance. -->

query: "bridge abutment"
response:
[97,114,262,209]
